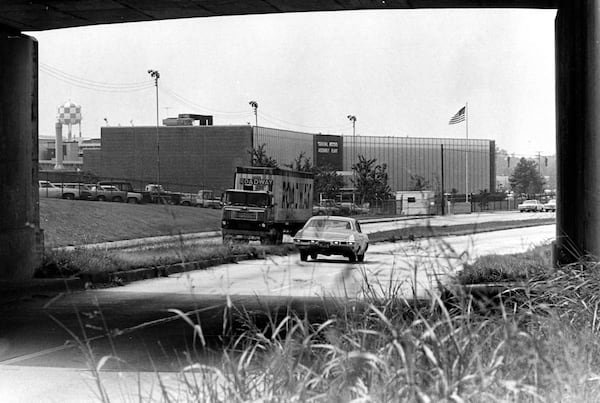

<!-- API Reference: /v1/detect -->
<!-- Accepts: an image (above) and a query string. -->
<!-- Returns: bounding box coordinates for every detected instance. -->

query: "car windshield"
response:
[224,191,270,207]
[306,218,352,230]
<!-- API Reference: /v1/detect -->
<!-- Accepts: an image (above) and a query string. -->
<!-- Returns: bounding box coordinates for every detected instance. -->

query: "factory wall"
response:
[83,125,495,196]
[342,136,495,195]
[253,127,314,167]
[84,125,253,193]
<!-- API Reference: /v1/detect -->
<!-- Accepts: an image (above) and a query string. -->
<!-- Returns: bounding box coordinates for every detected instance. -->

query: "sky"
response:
[28,8,557,156]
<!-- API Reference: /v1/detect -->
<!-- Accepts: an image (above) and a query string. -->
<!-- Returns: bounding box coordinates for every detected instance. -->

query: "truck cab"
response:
[221,189,277,243]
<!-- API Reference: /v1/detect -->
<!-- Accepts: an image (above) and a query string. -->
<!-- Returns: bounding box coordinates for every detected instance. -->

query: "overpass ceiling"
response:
[2,0,557,32]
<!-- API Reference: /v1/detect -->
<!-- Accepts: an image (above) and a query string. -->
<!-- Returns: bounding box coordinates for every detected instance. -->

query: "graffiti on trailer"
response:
[281,180,312,210]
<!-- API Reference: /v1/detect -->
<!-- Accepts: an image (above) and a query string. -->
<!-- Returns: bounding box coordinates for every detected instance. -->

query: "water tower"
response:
[54,101,82,169]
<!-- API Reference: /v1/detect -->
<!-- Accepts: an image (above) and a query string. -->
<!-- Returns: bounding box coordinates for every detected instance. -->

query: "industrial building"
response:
[82,121,495,197]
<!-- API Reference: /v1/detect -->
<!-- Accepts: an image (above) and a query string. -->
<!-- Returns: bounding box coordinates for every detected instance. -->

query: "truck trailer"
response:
[221,167,314,244]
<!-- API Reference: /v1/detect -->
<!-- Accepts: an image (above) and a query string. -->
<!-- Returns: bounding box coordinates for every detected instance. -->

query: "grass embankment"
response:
[40,198,222,248]
[40,198,295,280]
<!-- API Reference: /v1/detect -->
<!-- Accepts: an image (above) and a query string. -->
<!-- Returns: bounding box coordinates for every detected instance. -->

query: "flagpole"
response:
[465,102,469,203]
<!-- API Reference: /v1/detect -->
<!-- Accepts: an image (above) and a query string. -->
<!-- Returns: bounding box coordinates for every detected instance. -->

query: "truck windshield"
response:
[225,191,270,207]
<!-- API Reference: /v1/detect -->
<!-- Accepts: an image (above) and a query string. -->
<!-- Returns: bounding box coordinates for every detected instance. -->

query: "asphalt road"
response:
[0,224,555,374]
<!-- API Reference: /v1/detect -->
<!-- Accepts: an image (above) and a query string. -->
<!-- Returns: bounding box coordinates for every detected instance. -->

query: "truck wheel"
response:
[127,197,138,204]
[97,195,106,202]
[348,253,357,263]
[62,193,74,200]
[300,251,308,262]
[357,253,365,263]
[112,196,123,203]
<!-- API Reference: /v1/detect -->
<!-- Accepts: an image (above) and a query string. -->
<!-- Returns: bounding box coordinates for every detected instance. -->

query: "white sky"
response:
[29,9,557,156]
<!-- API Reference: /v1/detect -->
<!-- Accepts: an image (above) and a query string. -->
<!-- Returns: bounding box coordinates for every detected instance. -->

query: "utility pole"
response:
[147,69,160,188]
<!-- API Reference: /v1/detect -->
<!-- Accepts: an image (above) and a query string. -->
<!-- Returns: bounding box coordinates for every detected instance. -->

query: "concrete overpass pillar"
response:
[0,29,42,280]
[556,1,600,264]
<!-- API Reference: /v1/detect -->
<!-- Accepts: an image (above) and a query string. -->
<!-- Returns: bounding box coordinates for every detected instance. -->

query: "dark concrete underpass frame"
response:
[0,0,595,280]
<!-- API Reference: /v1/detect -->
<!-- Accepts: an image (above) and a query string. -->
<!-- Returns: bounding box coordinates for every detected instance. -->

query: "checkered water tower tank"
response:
[57,101,82,140]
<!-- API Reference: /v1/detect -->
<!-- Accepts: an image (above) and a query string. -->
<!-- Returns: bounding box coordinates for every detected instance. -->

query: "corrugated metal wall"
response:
[342,136,494,194]
[252,127,314,167]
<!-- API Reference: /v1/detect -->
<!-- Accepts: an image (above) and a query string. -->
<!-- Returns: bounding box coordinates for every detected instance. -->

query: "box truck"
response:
[221,167,314,244]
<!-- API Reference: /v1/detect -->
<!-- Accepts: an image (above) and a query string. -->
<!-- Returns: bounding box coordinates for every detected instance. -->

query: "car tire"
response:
[348,253,356,263]
[357,253,365,263]
[310,252,317,260]
[112,196,123,203]
[62,193,75,200]
[300,251,308,262]
[127,197,138,204]
[97,195,106,202]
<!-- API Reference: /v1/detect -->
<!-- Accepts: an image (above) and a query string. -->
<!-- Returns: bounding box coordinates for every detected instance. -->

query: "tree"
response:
[509,157,545,195]
[313,164,345,201]
[284,152,312,172]
[248,143,278,167]
[352,155,392,204]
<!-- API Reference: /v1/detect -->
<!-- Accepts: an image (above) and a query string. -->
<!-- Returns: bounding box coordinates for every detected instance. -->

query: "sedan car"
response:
[293,216,369,263]
[518,199,544,212]
[543,199,556,212]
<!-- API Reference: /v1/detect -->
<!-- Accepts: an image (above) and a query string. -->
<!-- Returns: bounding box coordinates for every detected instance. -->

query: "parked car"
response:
[89,185,128,202]
[97,181,143,204]
[312,199,342,215]
[58,183,92,200]
[293,216,369,263]
[38,180,66,199]
[543,199,556,212]
[518,199,544,212]
[339,202,370,215]
[195,189,221,208]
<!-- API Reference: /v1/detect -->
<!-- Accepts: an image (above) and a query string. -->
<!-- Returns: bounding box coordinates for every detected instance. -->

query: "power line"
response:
[160,84,248,117]
[257,111,352,133]
[40,63,153,91]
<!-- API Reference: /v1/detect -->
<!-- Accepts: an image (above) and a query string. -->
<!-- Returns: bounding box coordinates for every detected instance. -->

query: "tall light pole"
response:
[249,100,258,127]
[347,115,357,204]
[148,69,160,187]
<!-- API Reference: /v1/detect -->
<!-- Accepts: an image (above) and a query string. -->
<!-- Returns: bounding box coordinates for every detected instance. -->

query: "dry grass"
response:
[458,245,552,284]
[40,198,222,248]
[74,250,600,402]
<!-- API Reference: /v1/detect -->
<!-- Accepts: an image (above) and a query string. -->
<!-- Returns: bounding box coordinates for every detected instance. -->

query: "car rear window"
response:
[307,219,352,230]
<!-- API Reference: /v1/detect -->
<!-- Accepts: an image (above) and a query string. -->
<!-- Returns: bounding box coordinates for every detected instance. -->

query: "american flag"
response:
[448,106,466,124]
